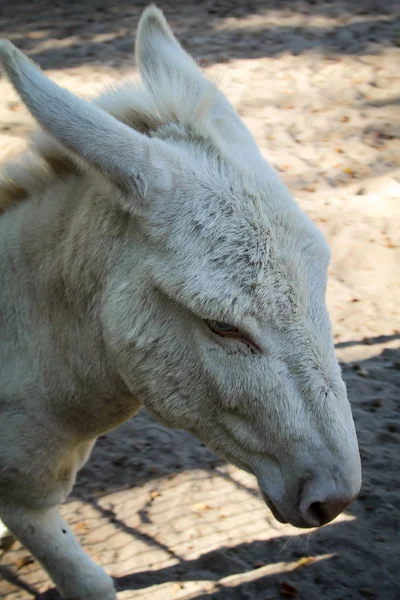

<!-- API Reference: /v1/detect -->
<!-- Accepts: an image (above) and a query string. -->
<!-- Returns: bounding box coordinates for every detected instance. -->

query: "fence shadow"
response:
[1,344,399,599]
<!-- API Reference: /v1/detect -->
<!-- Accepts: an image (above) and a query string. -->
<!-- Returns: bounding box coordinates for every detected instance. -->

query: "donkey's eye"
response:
[206,320,261,353]
[207,321,239,335]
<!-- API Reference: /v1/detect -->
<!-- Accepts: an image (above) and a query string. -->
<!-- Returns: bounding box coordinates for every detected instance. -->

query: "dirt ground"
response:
[0,1,399,599]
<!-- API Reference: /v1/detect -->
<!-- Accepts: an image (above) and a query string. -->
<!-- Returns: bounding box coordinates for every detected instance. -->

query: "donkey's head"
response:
[0,6,361,528]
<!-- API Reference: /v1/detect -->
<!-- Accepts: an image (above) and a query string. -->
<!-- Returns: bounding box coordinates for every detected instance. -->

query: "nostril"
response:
[308,502,325,526]
[302,498,351,527]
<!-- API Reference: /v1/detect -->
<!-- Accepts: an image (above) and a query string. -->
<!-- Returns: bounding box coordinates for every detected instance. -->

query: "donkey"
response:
[0,6,361,599]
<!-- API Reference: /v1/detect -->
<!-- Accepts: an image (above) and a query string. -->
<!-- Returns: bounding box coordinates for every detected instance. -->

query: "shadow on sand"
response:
[1,345,399,598]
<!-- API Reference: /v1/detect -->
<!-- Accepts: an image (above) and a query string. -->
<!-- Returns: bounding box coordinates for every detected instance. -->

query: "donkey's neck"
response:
[2,177,126,304]
[0,176,140,437]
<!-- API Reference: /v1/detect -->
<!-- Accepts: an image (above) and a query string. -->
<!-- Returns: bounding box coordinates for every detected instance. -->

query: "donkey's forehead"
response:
[153,158,330,324]
[176,158,330,272]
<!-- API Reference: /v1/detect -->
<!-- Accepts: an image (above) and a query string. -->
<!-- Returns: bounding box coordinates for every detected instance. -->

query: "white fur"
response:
[0,6,361,599]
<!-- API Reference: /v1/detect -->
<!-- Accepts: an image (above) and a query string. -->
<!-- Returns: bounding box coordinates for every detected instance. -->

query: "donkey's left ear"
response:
[0,40,179,214]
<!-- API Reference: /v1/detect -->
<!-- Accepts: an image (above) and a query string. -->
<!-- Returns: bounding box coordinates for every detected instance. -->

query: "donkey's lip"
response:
[261,491,288,524]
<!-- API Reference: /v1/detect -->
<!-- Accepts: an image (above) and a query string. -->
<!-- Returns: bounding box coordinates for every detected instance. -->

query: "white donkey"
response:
[0,6,361,599]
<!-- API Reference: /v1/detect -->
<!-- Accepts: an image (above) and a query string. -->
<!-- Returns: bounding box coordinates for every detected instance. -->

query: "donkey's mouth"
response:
[261,491,288,524]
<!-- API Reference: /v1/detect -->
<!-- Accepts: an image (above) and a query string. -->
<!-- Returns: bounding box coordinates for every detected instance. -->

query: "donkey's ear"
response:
[135,6,264,170]
[135,5,215,125]
[0,40,177,212]
[136,6,203,94]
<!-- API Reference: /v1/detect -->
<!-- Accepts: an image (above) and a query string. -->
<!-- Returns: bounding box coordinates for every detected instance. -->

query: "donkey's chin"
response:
[260,492,318,529]
[261,492,288,524]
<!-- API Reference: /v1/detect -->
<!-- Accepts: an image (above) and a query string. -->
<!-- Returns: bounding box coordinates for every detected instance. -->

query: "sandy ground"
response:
[0,1,399,598]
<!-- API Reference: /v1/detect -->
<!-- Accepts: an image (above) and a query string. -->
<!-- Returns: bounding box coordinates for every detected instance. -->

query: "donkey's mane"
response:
[0,68,218,212]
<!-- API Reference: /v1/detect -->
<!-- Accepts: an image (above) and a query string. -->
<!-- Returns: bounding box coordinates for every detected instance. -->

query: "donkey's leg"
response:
[0,503,116,600]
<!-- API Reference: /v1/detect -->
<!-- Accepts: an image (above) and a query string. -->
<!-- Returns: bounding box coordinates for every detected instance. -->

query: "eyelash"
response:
[206,321,261,353]
[207,320,239,336]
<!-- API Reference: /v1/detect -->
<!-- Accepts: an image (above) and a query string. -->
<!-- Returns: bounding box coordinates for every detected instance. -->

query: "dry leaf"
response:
[280,581,298,597]
[74,522,89,534]
[353,364,369,378]
[295,556,316,568]
[173,582,184,590]
[16,555,34,570]
[8,101,22,112]
[191,503,210,511]
[253,560,265,568]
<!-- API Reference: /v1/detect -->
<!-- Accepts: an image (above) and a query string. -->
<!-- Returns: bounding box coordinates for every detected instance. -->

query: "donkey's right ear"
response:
[135,6,265,172]
[135,6,204,94]
[0,40,180,214]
